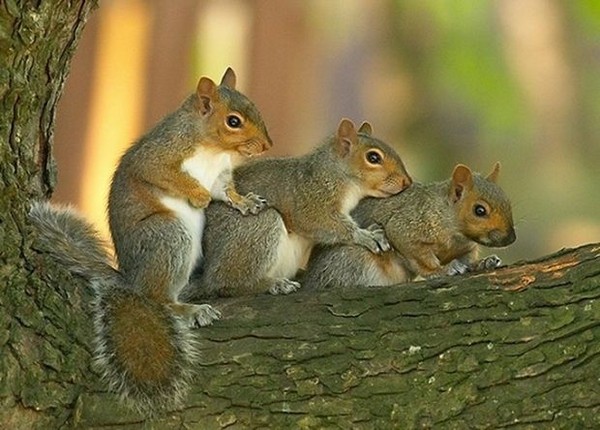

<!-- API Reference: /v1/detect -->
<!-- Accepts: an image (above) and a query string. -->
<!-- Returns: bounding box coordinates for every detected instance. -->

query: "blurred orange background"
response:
[52,0,600,263]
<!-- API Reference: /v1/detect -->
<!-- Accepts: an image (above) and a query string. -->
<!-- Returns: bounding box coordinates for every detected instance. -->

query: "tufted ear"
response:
[450,164,473,203]
[486,161,501,183]
[357,121,373,136]
[335,118,358,157]
[196,76,218,115]
[220,67,237,89]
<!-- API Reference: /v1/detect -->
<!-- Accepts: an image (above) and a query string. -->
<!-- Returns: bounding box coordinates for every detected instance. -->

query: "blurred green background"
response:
[383,0,600,263]
[53,0,600,264]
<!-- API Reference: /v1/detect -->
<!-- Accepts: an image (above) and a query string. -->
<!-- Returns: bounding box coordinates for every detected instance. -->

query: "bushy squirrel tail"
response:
[29,202,198,414]
[93,286,199,414]
[29,201,116,282]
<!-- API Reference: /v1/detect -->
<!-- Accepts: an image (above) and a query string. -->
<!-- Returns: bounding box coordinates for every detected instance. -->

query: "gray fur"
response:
[187,202,285,298]
[28,69,272,415]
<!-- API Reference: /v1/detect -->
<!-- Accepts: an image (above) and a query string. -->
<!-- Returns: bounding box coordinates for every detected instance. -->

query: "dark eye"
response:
[474,204,487,217]
[226,115,242,128]
[366,150,382,165]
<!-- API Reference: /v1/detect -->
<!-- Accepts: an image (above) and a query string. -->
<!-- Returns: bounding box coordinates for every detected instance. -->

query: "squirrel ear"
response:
[486,161,501,183]
[450,164,473,203]
[220,67,237,89]
[358,121,373,136]
[335,118,358,157]
[196,77,218,115]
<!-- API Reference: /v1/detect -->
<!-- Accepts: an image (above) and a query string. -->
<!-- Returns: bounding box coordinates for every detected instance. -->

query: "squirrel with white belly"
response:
[182,119,412,299]
[29,68,271,414]
[302,162,516,289]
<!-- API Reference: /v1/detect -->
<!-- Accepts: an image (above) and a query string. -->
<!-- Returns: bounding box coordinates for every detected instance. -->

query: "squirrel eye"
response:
[474,204,487,217]
[365,150,382,165]
[226,115,243,129]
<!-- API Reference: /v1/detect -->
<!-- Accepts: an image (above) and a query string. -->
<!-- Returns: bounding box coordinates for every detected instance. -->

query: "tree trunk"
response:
[2,2,599,429]
[0,1,98,428]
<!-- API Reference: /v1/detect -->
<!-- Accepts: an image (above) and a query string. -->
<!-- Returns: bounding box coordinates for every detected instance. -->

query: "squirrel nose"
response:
[490,227,516,246]
[401,175,413,191]
[505,227,517,245]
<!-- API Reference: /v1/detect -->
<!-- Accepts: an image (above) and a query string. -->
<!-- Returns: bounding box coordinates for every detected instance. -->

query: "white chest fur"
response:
[268,218,313,280]
[182,147,233,193]
[160,148,233,270]
[339,182,364,215]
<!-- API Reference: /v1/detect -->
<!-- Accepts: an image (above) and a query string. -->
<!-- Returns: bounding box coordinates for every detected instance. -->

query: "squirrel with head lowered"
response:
[302,162,516,289]
[183,119,412,300]
[29,68,271,414]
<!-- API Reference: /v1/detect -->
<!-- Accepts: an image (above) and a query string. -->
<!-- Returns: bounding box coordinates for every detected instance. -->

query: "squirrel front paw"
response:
[354,224,391,254]
[474,254,502,271]
[229,192,267,215]
[445,259,470,276]
[188,189,212,209]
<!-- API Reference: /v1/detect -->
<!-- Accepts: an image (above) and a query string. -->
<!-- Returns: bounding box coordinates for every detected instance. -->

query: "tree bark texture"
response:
[72,243,599,429]
[0,1,97,429]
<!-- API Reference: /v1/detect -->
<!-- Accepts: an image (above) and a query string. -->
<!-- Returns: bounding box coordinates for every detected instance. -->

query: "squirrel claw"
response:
[191,304,222,327]
[356,224,390,254]
[445,259,470,276]
[377,236,391,253]
[269,279,301,295]
[231,192,268,215]
[477,254,502,271]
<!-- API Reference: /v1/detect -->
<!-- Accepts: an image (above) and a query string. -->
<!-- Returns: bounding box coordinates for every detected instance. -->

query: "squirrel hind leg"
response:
[268,278,301,295]
[169,302,222,327]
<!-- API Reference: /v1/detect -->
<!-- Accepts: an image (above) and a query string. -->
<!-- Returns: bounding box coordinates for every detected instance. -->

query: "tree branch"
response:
[73,243,600,428]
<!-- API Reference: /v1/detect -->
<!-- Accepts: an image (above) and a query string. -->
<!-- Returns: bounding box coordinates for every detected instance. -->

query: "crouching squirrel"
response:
[303,163,516,289]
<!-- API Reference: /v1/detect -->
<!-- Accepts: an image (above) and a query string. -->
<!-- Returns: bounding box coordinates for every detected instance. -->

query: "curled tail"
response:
[29,201,198,414]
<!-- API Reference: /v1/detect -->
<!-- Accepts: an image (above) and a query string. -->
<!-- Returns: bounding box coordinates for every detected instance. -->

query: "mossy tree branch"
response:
[73,243,600,429]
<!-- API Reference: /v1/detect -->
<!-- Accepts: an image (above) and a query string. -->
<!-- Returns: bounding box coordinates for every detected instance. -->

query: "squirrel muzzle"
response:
[488,226,517,247]
[237,136,272,158]
[377,173,413,197]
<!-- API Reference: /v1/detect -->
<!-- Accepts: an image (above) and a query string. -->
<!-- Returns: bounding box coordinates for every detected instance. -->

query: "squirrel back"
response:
[303,162,516,289]
[30,68,271,414]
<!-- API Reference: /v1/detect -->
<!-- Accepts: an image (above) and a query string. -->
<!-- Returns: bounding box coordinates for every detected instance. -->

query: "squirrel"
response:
[302,162,516,289]
[29,68,272,414]
[182,119,412,300]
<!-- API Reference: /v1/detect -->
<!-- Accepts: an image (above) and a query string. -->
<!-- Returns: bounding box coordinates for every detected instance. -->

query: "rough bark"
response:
[0,1,97,429]
[73,244,600,428]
